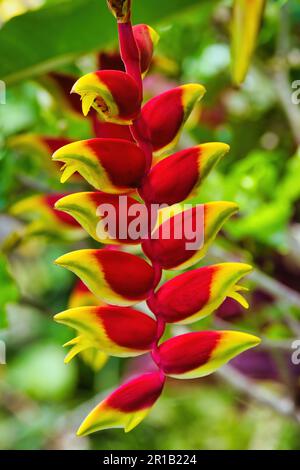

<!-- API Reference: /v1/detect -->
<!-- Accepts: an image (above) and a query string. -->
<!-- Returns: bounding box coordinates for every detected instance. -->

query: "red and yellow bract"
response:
[52,0,261,435]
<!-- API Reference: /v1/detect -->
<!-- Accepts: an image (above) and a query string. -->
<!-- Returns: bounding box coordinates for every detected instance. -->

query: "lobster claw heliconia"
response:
[10,193,85,241]
[55,250,155,306]
[71,70,142,123]
[55,192,150,244]
[157,331,261,379]
[77,372,165,435]
[141,84,206,156]
[142,202,239,270]
[54,305,157,358]
[52,138,146,192]
[148,263,253,324]
[140,143,230,205]
[51,0,261,437]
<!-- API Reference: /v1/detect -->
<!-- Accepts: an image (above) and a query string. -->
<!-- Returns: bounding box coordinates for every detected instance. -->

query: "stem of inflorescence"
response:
[117,16,166,369]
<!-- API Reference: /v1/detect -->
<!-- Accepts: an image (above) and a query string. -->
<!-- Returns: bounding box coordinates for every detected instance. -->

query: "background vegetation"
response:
[0,0,300,450]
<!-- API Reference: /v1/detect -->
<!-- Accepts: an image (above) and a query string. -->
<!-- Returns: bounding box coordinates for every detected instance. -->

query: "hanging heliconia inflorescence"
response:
[53,0,260,435]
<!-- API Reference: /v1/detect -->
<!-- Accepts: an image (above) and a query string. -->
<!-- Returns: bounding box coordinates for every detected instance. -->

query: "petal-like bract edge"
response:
[52,138,146,192]
[71,70,141,123]
[142,202,238,270]
[141,143,229,205]
[142,84,206,156]
[158,330,261,379]
[55,306,157,357]
[77,372,165,435]
[148,263,252,324]
[55,249,155,306]
[231,0,265,85]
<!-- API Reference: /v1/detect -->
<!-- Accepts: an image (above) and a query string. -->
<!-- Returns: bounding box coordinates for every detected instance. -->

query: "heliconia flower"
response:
[141,84,206,156]
[55,249,155,306]
[148,263,252,324]
[106,0,131,23]
[142,201,238,270]
[231,0,266,85]
[54,305,157,359]
[71,70,141,123]
[54,192,149,244]
[68,280,104,309]
[77,371,165,435]
[133,24,159,76]
[52,138,146,193]
[140,143,230,205]
[10,194,85,240]
[157,330,261,379]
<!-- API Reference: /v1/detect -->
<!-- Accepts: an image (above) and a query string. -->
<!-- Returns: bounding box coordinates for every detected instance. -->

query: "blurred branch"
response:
[210,243,300,338]
[216,364,300,424]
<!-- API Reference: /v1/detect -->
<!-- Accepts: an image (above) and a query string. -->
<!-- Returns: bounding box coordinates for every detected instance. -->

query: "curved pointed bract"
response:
[77,372,165,435]
[148,263,252,324]
[55,249,155,306]
[10,194,76,227]
[158,330,261,379]
[71,70,141,123]
[142,84,206,156]
[52,138,146,192]
[133,24,159,76]
[231,0,266,85]
[8,134,74,157]
[141,143,229,205]
[142,202,238,270]
[54,306,157,358]
[55,192,148,244]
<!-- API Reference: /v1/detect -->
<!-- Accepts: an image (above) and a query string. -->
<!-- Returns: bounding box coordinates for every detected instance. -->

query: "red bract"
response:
[52,0,260,435]
[52,138,146,192]
[141,84,206,155]
[71,70,142,123]
[55,249,156,306]
[140,143,230,205]
[77,372,164,435]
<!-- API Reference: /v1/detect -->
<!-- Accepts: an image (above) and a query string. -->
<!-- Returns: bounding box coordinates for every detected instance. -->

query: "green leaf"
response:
[0,0,199,85]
